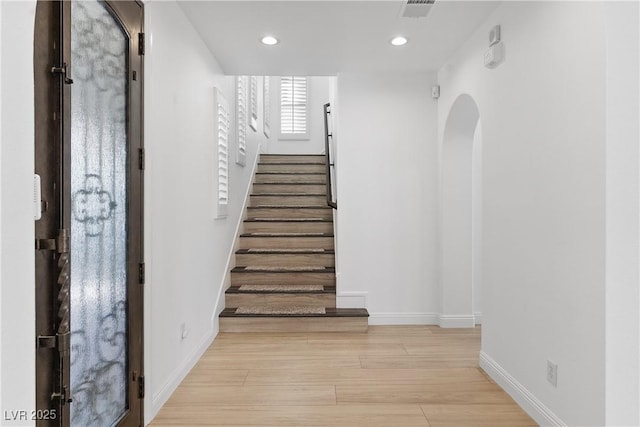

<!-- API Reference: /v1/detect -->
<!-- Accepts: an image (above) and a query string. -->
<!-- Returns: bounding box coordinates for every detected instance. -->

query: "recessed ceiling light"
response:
[261,36,279,46]
[390,36,408,46]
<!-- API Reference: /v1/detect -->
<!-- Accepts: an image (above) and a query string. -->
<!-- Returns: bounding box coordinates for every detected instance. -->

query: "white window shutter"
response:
[249,76,258,131]
[263,76,271,138]
[236,76,248,166]
[214,87,229,219]
[280,76,308,136]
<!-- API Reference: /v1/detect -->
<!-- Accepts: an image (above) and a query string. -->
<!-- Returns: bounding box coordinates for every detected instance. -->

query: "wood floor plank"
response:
[195,355,362,370]
[164,385,336,407]
[179,368,248,386]
[360,355,480,369]
[152,404,430,426]
[212,332,309,345]
[207,342,408,356]
[244,367,489,386]
[336,383,513,405]
[421,404,537,426]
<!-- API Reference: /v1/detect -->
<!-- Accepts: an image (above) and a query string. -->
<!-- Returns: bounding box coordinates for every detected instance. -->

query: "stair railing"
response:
[323,103,337,209]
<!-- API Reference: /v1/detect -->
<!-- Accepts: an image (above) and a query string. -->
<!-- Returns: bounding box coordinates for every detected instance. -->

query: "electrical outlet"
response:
[547,360,558,387]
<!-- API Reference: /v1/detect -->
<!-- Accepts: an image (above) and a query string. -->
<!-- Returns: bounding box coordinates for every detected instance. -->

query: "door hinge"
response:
[139,262,145,284]
[138,375,145,399]
[51,63,74,85]
[36,332,69,351]
[51,385,73,405]
[35,228,70,253]
[138,148,145,170]
[138,33,145,55]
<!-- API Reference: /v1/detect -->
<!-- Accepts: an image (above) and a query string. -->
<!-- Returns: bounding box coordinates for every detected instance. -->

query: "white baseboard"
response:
[368,312,439,325]
[479,351,565,426]
[336,290,368,308]
[474,312,483,325]
[148,328,216,424]
[438,314,476,328]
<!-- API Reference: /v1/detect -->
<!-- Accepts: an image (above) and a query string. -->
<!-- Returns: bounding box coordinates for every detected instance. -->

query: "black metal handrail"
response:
[323,103,337,209]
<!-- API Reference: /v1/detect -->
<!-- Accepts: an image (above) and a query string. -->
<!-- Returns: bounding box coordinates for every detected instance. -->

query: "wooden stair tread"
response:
[226,286,336,294]
[251,193,326,196]
[244,218,333,223]
[256,172,325,175]
[254,182,324,185]
[235,249,334,254]
[220,307,369,318]
[232,266,335,273]
[248,205,331,209]
[240,233,333,237]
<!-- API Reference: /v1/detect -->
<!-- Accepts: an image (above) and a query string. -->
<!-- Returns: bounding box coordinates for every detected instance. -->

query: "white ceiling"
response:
[178,1,500,75]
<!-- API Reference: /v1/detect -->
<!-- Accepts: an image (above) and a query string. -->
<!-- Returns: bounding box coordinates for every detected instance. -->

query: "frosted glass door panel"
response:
[70,1,129,426]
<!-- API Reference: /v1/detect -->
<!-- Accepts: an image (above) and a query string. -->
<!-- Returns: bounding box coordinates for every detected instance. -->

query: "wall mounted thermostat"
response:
[484,41,505,69]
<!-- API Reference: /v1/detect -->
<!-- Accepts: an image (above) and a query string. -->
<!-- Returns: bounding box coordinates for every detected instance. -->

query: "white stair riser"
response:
[219,316,367,333]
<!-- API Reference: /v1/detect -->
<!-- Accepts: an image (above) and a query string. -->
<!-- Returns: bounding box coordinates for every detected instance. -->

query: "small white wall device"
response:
[484,25,504,69]
[484,41,505,69]
[432,85,440,99]
[489,25,501,46]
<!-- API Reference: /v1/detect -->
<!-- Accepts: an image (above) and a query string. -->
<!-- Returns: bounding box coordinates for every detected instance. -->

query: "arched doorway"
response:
[440,94,481,328]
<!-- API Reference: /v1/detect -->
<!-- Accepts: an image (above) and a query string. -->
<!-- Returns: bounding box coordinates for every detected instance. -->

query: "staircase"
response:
[219,154,369,332]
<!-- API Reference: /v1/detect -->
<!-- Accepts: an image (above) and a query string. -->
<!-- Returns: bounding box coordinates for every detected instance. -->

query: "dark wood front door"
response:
[34,1,144,425]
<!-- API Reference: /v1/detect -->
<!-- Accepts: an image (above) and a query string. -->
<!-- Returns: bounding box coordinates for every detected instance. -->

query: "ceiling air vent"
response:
[400,0,435,18]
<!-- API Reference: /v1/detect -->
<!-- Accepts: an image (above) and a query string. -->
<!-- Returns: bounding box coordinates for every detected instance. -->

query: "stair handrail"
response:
[323,103,337,209]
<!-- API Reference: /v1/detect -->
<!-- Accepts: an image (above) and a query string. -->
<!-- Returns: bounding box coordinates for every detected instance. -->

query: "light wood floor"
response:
[151,326,537,426]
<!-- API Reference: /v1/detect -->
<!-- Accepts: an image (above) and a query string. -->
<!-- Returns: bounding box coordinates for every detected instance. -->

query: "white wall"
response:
[0,0,4,411]
[265,76,331,154]
[440,95,479,328]
[144,2,268,423]
[438,2,609,425]
[471,122,482,321]
[0,1,37,425]
[335,72,439,324]
[604,2,639,425]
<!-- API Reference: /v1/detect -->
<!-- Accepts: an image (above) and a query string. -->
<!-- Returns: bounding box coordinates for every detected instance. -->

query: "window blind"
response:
[280,76,308,135]
[263,76,271,138]
[214,87,229,218]
[249,76,258,131]
[236,76,248,165]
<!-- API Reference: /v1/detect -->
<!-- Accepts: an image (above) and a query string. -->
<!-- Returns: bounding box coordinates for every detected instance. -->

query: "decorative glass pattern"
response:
[70,1,129,426]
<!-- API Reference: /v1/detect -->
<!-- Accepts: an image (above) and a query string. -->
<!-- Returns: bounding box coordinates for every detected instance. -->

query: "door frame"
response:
[33,1,145,425]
